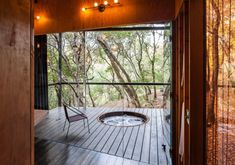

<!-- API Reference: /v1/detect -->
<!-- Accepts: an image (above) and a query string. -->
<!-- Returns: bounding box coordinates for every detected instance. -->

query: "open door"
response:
[174,2,190,165]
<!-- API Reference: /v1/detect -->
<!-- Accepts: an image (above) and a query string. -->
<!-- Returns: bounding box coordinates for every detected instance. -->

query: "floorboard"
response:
[35,107,170,165]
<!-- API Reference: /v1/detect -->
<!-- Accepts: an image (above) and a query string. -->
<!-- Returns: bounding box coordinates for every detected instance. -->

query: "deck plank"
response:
[116,108,140,157]
[35,107,169,165]
[101,126,122,153]
[150,110,159,165]
[67,108,108,145]
[94,125,118,152]
[124,124,140,159]
[58,107,104,139]
[37,141,65,165]
[132,108,146,161]
[116,126,133,157]
[160,109,172,164]
[156,110,167,165]
[108,127,128,155]
[80,108,116,148]
[141,109,151,163]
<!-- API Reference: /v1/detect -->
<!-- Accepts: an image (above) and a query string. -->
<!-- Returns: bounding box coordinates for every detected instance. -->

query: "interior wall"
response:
[175,0,183,17]
[0,0,33,164]
[189,0,205,164]
[34,0,174,35]
[173,0,205,164]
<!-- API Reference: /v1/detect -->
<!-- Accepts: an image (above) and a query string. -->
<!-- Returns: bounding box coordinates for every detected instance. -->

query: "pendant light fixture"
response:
[82,0,121,12]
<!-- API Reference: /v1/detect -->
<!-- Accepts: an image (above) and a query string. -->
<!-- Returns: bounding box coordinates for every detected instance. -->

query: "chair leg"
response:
[87,119,90,133]
[63,120,67,131]
[83,119,85,128]
[66,123,71,138]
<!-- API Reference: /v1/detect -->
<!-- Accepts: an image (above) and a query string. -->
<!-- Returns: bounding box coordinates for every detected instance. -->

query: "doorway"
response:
[35,23,173,165]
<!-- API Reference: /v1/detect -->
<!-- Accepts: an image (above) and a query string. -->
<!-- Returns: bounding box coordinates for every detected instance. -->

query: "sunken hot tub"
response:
[98,111,149,127]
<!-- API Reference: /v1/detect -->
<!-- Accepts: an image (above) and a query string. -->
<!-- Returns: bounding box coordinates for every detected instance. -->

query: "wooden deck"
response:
[34,110,48,126]
[35,107,171,165]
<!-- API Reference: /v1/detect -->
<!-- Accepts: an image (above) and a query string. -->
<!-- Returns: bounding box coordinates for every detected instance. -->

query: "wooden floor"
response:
[35,110,48,126]
[35,107,171,165]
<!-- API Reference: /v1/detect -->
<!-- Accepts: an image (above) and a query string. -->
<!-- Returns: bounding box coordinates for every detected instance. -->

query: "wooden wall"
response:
[173,0,205,164]
[34,0,174,35]
[189,0,205,164]
[173,2,191,164]
[175,0,183,17]
[0,0,34,164]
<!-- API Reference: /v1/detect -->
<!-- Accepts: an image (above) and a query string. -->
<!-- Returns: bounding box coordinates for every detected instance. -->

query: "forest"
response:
[47,24,172,110]
[206,0,235,164]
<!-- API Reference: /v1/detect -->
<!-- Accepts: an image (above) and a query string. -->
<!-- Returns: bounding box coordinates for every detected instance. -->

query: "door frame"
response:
[172,0,206,164]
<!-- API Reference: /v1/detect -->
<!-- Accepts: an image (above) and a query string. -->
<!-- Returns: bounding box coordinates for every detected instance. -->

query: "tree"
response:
[97,36,141,107]
[207,0,221,125]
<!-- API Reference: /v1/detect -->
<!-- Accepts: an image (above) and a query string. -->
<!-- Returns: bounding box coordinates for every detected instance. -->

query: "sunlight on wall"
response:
[206,0,235,164]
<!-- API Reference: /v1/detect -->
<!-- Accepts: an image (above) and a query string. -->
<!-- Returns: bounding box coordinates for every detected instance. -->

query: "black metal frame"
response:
[58,34,63,106]
[49,82,171,86]
[86,25,171,32]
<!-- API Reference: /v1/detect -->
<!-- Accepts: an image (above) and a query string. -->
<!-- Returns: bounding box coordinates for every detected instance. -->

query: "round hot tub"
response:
[98,111,149,127]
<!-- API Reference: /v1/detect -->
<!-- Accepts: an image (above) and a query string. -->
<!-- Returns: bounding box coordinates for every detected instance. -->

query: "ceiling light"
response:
[104,1,108,5]
[94,2,98,7]
[36,16,41,20]
[82,0,121,13]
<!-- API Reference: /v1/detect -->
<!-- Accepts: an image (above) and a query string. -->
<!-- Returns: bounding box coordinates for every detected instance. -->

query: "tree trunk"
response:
[97,37,141,107]
[87,84,95,107]
[207,0,221,125]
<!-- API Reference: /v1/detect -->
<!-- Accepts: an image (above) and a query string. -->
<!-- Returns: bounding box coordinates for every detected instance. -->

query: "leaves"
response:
[47,24,172,109]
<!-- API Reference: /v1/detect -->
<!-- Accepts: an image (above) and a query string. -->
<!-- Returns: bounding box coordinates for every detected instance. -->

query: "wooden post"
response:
[58,33,63,107]
[189,0,205,164]
[0,0,34,164]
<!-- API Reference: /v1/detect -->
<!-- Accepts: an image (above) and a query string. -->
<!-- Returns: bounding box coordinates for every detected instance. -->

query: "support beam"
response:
[189,0,205,164]
[58,33,63,107]
[0,0,34,164]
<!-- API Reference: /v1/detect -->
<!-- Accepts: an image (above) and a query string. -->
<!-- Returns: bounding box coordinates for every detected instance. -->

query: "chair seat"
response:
[68,114,87,122]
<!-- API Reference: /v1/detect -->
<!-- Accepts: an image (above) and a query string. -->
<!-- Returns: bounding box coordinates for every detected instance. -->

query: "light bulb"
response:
[82,7,86,12]
[114,0,119,3]
[36,16,40,20]
[104,1,108,5]
[94,2,98,7]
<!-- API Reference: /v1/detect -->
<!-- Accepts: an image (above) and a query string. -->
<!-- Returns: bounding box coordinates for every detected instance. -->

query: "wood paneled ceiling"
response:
[34,0,178,35]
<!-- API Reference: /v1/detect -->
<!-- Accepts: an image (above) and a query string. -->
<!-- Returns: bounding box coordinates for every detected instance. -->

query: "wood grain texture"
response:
[35,107,169,164]
[172,1,205,165]
[34,0,174,35]
[35,139,149,165]
[189,0,205,164]
[0,0,33,164]
[175,0,183,18]
[174,4,191,164]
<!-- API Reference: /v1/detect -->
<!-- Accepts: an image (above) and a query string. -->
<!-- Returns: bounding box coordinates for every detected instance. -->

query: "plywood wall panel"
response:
[189,0,205,164]
[175,0,183,17]
[35,0,174,35]
[0,0,33,164]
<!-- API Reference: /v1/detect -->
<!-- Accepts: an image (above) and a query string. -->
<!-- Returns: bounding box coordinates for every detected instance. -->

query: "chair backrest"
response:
[63,104,70,121]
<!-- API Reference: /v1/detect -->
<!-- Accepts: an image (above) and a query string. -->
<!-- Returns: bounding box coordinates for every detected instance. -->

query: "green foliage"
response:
[47,24,172,109]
